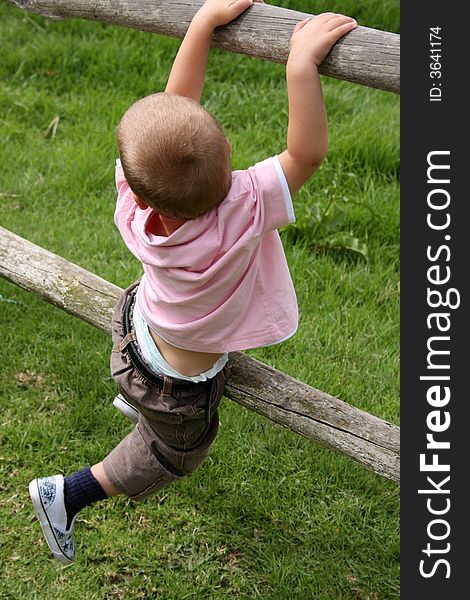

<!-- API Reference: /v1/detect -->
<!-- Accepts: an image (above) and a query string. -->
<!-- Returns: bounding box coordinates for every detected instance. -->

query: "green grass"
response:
[0,1,399,597]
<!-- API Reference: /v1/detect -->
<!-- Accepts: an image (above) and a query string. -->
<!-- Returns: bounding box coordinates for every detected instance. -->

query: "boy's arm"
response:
[279,13,357,195]
[165,0,255,102]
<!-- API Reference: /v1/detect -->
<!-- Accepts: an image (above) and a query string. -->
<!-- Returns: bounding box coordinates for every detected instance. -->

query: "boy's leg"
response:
[29,379,223,565]
[30,280,225,562]
[101,369,225,500]
[30,364,225,563]
[90,462,120,496]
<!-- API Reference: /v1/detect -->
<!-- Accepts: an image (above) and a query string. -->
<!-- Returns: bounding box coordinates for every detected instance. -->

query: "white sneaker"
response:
[29,475,76,564]
[113,394,139,424]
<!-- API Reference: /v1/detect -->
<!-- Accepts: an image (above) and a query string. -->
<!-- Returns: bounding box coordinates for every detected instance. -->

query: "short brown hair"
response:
[117,93,232,219]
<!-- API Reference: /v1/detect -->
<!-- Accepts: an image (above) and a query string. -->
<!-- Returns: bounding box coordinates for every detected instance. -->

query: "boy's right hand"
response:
[196,0,258,31]
[289,13,357,67]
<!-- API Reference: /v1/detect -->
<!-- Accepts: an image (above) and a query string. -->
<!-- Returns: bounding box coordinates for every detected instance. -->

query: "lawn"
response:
[0,0,399,597]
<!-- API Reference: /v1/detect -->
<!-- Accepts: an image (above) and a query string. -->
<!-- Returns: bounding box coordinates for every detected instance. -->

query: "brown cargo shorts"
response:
[102,280,227,500]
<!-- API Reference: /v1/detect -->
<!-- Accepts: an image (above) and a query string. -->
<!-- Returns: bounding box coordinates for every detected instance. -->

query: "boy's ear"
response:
[134,194,148,210]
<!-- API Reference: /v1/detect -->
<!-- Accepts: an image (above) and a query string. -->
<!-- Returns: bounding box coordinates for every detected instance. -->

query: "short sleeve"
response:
[244,156,295,235]
[115,158,128,195]
[114,158,141,259]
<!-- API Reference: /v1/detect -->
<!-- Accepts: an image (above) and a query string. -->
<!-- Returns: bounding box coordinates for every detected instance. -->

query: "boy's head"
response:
[117,93,232,220]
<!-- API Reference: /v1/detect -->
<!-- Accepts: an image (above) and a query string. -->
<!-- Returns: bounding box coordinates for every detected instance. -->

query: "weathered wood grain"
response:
[0,226,399,482]
[9,0,399,93]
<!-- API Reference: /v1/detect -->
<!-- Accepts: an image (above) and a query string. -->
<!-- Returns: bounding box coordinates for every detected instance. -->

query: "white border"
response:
[273,155,296,224]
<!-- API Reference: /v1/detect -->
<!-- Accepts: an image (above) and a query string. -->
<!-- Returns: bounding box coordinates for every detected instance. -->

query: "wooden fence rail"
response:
[9,0,400,93]
[0,226,400,483]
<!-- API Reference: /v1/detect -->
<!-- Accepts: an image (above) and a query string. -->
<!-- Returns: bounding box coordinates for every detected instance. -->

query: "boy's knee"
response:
[102,429,181,500]
[102,415,219,501]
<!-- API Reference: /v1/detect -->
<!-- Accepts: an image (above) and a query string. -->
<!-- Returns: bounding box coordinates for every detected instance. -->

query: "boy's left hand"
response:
[196,0,261,30]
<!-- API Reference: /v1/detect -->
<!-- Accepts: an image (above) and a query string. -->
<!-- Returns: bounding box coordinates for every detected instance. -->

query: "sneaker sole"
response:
[113,395,139,424]
[29,479,74,565]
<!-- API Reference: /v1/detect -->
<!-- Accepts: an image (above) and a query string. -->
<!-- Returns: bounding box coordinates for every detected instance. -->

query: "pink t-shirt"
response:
[115,155,298,353]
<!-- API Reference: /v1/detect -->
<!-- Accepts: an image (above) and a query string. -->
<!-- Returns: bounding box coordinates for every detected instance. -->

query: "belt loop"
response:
[162,376,173,397]
[118,332,136,352]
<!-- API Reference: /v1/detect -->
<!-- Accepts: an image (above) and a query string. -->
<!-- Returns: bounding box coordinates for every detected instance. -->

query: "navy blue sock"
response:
[63,466,107,529]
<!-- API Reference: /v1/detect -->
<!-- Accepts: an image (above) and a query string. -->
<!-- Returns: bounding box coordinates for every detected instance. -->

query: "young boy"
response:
[29,0,357,564]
